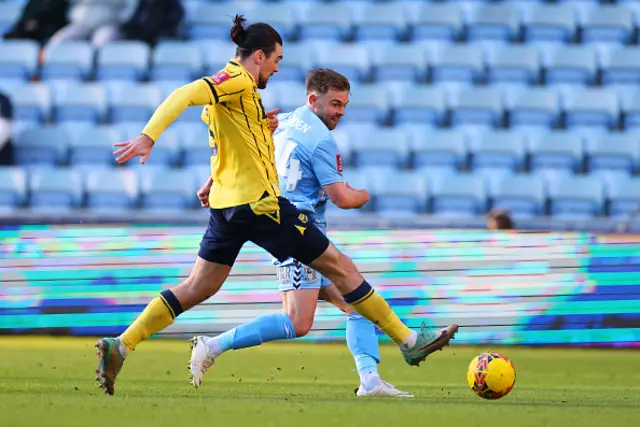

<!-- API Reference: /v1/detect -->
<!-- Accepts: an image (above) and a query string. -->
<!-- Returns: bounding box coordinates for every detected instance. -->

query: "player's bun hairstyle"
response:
[230,14,283,59]
[306,69,351,95]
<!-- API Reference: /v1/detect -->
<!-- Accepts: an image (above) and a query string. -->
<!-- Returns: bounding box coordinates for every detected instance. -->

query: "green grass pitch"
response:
[1,337,639,427]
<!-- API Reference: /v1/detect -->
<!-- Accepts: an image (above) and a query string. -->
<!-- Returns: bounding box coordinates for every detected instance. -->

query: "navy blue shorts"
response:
[197,196,330,267]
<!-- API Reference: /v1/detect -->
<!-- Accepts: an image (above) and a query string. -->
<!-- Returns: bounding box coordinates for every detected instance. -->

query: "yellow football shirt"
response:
[142,60,279,209]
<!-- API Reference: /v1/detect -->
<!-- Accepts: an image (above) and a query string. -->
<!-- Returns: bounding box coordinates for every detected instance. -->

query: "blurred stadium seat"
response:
[29,168,83,210]
[0,39,39,80]
[411,3,463,41]
[547,175,605,220]
[491,174,546,218]
[150,41,203,81]
[607,176,640,219]
[140,168,195,211]
[42,41,94,81]
[431,173,487,218]
[96,41,150,81]
[371,170,428,214]
[300,4,352,42]
[68,126,120,167]
[353,128,409,168]
[5,83,51,122]
[529,131,584,176]
[0,167,27,210]
[522,3,576,43]
[14,127,69,166]
[85,169,139,211]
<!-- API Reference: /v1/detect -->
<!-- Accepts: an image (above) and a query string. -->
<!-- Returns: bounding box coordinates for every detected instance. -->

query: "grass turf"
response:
[0,337,638,427]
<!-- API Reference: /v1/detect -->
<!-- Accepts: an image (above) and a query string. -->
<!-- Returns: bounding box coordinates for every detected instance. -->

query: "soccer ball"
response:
[467,352,516,400]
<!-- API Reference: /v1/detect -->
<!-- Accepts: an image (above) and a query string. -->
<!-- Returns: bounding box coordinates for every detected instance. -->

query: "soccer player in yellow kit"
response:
[95,15,458,396]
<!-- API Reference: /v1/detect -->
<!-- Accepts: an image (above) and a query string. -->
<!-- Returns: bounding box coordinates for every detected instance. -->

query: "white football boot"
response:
[188,336,216,388]
[355,380,414,397]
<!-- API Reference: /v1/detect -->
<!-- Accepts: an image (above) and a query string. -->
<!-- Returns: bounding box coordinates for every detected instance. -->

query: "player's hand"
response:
[113,134,154,164]
[196,177,213,208]
[196,183,211,208]
[267,108,279,133]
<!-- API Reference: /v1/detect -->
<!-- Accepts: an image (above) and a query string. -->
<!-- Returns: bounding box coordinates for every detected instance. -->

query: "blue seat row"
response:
[2,164,639,220]
[182,2,640,44]
[7,80,640,131]
[0,165,210,212]
[3,38,640,87]
[9,123,640,179]
[9,123,214,167]
[334,127,640,178]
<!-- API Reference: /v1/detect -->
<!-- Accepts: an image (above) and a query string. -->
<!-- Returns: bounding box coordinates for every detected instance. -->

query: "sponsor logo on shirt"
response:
[211,71,231,85]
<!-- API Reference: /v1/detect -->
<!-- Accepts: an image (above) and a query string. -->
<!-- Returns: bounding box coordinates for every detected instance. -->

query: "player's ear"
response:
[254,49,264,65]
[308,93,317,107]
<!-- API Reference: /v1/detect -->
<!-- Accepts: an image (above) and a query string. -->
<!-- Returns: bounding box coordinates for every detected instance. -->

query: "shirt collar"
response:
[229,59,257,89]
[299,105,329,131]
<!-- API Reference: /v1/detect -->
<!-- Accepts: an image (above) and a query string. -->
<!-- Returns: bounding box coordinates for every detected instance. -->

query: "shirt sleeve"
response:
[201,71,249,104]
[141,79,212,142]
[312,139,345,186]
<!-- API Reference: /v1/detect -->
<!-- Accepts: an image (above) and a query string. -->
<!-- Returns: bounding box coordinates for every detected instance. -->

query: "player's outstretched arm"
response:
[324,182,370,210]
[113,80,212,164]
[312,139,369,209]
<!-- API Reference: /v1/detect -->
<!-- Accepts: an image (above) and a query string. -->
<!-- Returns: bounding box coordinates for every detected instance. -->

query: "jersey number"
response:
[277,141,302,191]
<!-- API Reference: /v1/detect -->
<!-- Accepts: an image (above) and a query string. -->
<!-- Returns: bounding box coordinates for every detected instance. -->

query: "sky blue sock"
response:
[215,313,296,353]
[346,312,381,388]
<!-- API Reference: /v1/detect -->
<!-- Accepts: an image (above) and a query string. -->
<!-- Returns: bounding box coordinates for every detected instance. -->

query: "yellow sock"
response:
[345,282,411,345]
[120,290,182,352]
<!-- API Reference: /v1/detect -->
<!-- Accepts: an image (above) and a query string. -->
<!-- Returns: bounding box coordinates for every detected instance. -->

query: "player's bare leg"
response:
[309,243,458,367]
[96,256,231,395]
[189,289,318,388]
[281,289,321,336]
[319,285,413,397]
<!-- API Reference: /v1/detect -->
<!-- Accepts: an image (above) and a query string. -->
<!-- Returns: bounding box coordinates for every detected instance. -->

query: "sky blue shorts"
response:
[273,218,331,292]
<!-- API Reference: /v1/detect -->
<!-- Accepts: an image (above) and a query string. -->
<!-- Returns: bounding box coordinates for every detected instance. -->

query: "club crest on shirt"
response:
[304,267,317,282]
[211,71,231,85]
[336,154,343,173]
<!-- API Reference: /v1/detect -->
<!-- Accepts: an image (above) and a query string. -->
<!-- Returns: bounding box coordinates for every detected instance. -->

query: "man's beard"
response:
[258,74,268,89]
[319,110,340,130]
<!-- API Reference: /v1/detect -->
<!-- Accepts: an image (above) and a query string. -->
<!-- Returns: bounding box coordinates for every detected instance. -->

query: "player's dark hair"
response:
[306,69,351,95]
[230,14,282,59]
[488,209,514,230]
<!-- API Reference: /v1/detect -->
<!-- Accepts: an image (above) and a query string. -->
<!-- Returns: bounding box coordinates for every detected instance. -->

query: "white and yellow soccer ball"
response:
[467,352,516,400]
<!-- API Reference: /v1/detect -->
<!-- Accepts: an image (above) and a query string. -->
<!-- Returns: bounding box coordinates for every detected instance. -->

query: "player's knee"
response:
[180,267,224,301]
[181,276,209,297]
[288,312,314,337]
[293,321,312,337]
[320,250,357,281]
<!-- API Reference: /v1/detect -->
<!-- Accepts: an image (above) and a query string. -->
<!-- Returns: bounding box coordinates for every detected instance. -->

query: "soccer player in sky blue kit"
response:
[190,69,416,397]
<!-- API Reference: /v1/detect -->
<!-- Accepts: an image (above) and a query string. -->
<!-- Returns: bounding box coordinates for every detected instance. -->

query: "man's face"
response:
[257,43,282,89]
[309,89,349,130]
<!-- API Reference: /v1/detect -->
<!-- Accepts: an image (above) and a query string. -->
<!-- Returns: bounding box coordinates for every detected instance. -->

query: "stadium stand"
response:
[1,0,640,230]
